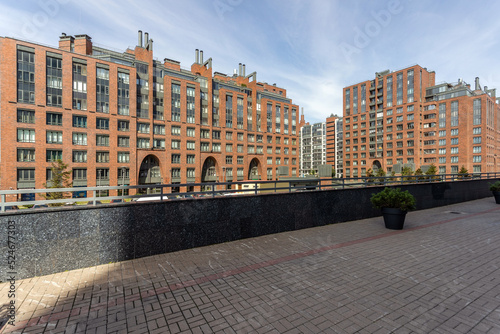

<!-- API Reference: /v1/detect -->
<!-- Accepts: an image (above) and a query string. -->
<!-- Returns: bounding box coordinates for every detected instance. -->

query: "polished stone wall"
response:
[1,179,497,279]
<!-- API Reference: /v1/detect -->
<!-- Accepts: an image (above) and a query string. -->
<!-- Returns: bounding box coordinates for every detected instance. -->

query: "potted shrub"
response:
[489,181,500,204]
[370,187,416,230]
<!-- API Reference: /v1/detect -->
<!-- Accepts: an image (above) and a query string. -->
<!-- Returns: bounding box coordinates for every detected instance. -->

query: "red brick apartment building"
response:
[0,31,301,197]
[326,115,343,177]
[342,65,500,178]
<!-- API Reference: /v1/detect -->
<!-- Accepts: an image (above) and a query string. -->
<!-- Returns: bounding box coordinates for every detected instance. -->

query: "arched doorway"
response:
[372,160,382,172]
[248,158,261,180]
[138,155,162,193]
[201,157,217,180]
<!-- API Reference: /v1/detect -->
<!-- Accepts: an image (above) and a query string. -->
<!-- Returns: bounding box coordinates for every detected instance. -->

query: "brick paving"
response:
[1,198,500,333]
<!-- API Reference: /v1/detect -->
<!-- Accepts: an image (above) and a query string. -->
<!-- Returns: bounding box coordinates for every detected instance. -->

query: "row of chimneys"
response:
[137,30,153,51]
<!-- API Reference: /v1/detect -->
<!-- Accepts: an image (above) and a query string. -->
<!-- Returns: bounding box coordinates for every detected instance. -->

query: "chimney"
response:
[138,30,143,47]
[59,33,74,52]
[242,64,246,77]
[144,32,149,44]
[239,63,242,76]
[475,77,481,91]
[74,34,92,55]
[195,49,199,64]
[200,50,204,64]
[484,85,488,93]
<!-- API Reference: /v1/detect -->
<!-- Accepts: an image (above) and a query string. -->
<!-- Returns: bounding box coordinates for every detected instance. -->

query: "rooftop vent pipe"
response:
[138,30,143,47]
[195,49,199,64]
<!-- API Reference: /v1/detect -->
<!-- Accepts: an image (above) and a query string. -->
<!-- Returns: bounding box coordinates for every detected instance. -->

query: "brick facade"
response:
[342,65,500,177]
[0,31,300,195]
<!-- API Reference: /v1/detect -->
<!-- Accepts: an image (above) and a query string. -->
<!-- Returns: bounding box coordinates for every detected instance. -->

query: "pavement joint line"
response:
[4,205,500,333]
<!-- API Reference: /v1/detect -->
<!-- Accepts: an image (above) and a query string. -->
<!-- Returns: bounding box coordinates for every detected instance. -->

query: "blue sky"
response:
[2,0,500,124]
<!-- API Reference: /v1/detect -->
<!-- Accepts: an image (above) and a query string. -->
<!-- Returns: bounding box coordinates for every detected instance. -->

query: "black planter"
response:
[493,191,500,204]
[381,207,407,230]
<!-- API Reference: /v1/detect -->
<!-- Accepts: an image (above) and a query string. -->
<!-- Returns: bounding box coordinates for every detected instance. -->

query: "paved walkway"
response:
[1,198,500,334]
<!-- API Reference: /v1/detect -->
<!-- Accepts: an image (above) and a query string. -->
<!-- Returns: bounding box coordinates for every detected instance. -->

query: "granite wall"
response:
[1,178,497,279]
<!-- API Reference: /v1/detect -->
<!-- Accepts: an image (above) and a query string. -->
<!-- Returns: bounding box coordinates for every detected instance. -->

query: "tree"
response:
[458,166,469,179]
[375,168,386,185]
[401,166,414,182]
[42,160,72,206]
[425,164,439,181]
[414,167,425,181]
[331,167,336,178]
[365,168,374,184]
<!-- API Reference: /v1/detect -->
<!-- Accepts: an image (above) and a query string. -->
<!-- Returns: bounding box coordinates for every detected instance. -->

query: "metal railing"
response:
[1,172,499,212]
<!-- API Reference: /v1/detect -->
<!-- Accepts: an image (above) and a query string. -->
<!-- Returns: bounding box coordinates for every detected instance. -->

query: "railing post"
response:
[1,194,5,212]
[93,190,97,206]
[160,186,164,201]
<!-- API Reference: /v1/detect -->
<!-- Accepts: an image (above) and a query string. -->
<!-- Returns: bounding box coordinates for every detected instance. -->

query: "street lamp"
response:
[120,166,127,196]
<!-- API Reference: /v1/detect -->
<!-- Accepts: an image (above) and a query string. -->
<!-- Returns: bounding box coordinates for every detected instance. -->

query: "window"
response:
[226,95,233,128]
[96,118,109,130]
[117,151,130,163]
[473,99,481,125]
[201,142,210,152]
[473,165,481,173]
[96,151,110,163]
[473,156,482,163]
[153,139,165,149]
[96,135,109,146]
[187,155,195,164]
[18,50,35,104]
[17,169,35,182]
[439,130,446,137]
[450,101,458,127]
[17,148,35,162]
[72,62,87,110]
[73,115,87,128]
[171,139,180,149]
[118,136,129,147]
[187,141,195,150]
[96,67,109,113]
[473,146,481,153]
[46,131,62,144]
[73,169,87,181]
[187,168,195,178]
[450,129,458,136]
[18,109,35,123]
[96,168,109,181]
[137,138,150,148]
[473,127,481,135]
[186,87,196,123]
[172,126,181,136]
[18,129,35,143]
[450,147,458,154]
[439,139,446,146]
[72,133,87,145]
[226,144,233,152]
[439,148,446,155]
[73,150,87,162]
[213,130,221,140]
[237,156,244,164]
[172,154,181,164]
[118,72,130,115]
[118,120,129,131]
[213,143,221,152]
[238,132,244,141]
[226,132,233,140]
[473,137,482,144]
[226,156,233,164]
[153,124,165,135]
[187,128,195,137]
[46,149,62,162]
[137,123,150,134]
[237,144,243,153]
[439,157,446,164]
[451,156,458,163]
[171,83,181,122]
[46,112,62,126]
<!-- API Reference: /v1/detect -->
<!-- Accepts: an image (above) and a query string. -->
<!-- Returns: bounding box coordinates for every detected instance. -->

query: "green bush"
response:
[489,181,500,191]
[370,187,416,211]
